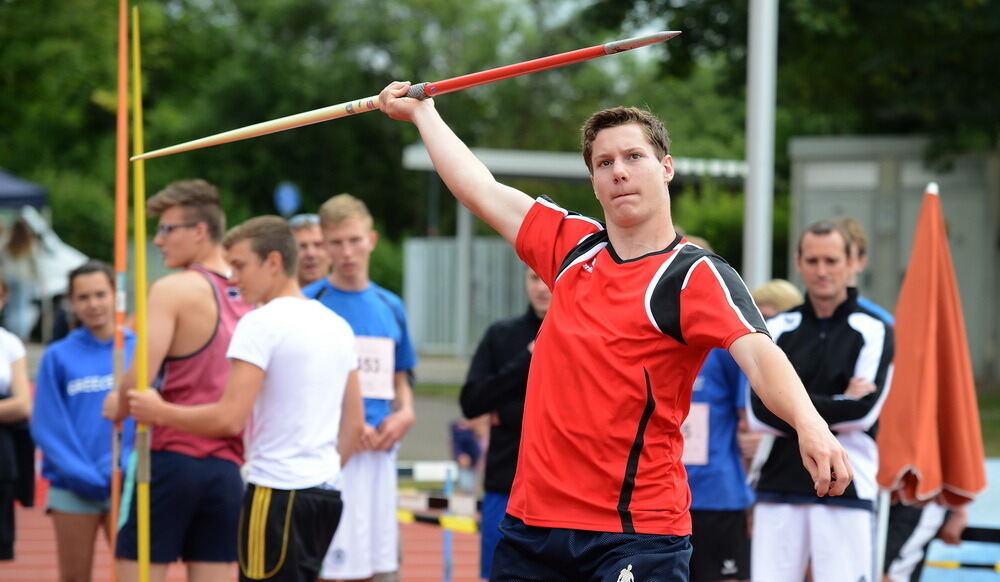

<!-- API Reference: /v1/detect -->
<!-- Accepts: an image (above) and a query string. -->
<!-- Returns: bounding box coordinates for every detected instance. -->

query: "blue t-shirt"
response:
[303,279,417,427]
[685,348,754,511]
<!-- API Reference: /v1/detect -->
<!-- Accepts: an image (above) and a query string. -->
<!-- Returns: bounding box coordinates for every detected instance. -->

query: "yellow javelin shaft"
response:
[130,6,151,582]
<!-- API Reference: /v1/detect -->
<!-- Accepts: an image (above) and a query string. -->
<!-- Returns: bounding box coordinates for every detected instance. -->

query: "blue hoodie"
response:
[31,327,136,501]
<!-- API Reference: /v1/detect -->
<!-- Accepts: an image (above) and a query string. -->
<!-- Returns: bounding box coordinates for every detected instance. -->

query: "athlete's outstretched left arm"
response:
[729,333,853,497]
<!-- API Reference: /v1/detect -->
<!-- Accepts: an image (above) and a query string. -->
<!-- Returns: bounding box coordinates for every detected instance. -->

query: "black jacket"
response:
[749,289,894,508]
[459,307,541,494]
[0,419,35,507]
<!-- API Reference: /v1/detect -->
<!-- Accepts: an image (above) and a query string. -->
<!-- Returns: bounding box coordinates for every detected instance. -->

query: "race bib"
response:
[356,336,395,399]
[681,402,709,466]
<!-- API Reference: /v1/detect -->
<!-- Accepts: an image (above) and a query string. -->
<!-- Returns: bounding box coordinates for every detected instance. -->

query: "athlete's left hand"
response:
[796,416,854,497]
[126,389,167,425]
[372,407,416,451]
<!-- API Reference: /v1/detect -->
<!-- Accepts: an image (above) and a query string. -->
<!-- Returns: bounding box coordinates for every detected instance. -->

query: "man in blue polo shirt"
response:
[305,193,417,582]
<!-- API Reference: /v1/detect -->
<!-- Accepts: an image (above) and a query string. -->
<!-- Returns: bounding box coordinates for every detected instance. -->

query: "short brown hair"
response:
[223,215,298,277]
[797,220,851,257]
[68,260,115,297]
[833,216,868,258]
[319,193,372,228]
[147,179,226,242]
[581,106,671,173]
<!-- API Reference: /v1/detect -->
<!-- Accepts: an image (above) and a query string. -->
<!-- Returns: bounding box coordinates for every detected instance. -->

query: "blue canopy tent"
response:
[0,169,48,208]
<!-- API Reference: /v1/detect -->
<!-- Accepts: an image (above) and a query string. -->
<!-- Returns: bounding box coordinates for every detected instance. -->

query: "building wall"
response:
[789,136,999,387]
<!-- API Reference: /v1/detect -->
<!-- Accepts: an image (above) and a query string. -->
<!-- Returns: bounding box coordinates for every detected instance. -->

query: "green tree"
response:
[582,0,1000,157]
[1,0,754,280]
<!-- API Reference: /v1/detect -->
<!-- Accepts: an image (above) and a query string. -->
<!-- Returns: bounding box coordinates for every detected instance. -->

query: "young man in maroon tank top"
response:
[105,179,253,582]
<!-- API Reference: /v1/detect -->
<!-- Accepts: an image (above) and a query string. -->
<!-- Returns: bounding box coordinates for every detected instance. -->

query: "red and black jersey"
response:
[509,197,769,535]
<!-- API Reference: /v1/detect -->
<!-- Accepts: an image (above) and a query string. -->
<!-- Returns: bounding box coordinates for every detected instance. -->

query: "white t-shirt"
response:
[0,327,26,396]
[227,296,357,490]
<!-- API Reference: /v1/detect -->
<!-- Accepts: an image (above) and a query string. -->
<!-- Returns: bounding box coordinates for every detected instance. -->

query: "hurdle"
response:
[396,460,480,580]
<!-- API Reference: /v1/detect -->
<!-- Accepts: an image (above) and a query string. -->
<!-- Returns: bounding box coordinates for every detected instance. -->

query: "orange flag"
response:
[876,182,987,507]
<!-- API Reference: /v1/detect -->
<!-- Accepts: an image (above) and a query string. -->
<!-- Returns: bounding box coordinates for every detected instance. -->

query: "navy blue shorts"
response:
[489,514,692,581]
[689,509,749,581]
[116,450,244,563]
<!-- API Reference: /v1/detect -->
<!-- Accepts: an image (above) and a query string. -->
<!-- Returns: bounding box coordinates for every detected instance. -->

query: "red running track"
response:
[1,496,480,581]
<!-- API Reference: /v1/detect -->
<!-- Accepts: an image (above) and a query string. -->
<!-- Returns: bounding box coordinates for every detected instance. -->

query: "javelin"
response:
[109,2,128,579]
[132,30,680,161]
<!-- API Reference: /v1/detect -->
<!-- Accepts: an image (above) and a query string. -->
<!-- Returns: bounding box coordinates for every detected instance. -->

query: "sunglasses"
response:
[289,213,320,228]
[156,222,198,236]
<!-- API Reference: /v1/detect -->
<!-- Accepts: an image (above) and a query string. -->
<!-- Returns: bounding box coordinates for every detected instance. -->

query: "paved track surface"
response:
[7,346,480,581]
[2,494,480,581]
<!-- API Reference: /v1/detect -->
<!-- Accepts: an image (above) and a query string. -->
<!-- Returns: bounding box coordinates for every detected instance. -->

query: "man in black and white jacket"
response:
[748,220,894,582]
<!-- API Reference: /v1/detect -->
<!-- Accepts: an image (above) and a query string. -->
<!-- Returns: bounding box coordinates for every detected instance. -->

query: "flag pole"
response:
[130,6,151,582]
[132,31,681,161]
[110,1,129,578]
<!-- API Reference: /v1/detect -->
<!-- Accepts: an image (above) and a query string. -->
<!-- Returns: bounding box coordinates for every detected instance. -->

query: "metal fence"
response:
[404,237,527,356]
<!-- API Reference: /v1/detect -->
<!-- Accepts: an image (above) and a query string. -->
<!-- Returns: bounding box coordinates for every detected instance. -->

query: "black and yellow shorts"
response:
[238,483,343,582]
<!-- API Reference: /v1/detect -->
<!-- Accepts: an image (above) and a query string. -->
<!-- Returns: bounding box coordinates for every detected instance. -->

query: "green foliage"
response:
[8,0,991,284]
[370,227,404,295]
[33,169,116,262]
[0,0,752,264]
[980,391,1000,457]
[639,56,746,161]
[583,0,1000,158]
[672,182,791,276]
[673,181,745,266]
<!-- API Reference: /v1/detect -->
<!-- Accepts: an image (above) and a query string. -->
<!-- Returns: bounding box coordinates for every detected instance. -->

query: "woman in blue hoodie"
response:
[31,260,134,582]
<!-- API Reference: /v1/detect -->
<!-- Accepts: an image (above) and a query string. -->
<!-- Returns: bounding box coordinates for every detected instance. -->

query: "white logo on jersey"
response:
[721,559,738,575]
[617,564,634,582]
[66,374,114,396]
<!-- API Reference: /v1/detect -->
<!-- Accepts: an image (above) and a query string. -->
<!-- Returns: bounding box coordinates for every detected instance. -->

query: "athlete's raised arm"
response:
[378,81,533,246]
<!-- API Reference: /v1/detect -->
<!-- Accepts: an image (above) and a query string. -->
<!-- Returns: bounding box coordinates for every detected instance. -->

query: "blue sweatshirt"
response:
[31,327,136,501]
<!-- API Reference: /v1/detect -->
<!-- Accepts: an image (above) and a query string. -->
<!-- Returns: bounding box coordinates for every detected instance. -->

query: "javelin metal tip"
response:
[605,30,682,54]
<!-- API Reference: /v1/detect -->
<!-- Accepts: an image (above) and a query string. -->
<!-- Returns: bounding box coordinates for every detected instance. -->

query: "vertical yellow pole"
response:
[129,6,150,582]
[110,2,129,580]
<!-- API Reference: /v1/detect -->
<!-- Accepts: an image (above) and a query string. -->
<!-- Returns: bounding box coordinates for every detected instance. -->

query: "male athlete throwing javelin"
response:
[379,82,853,581]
